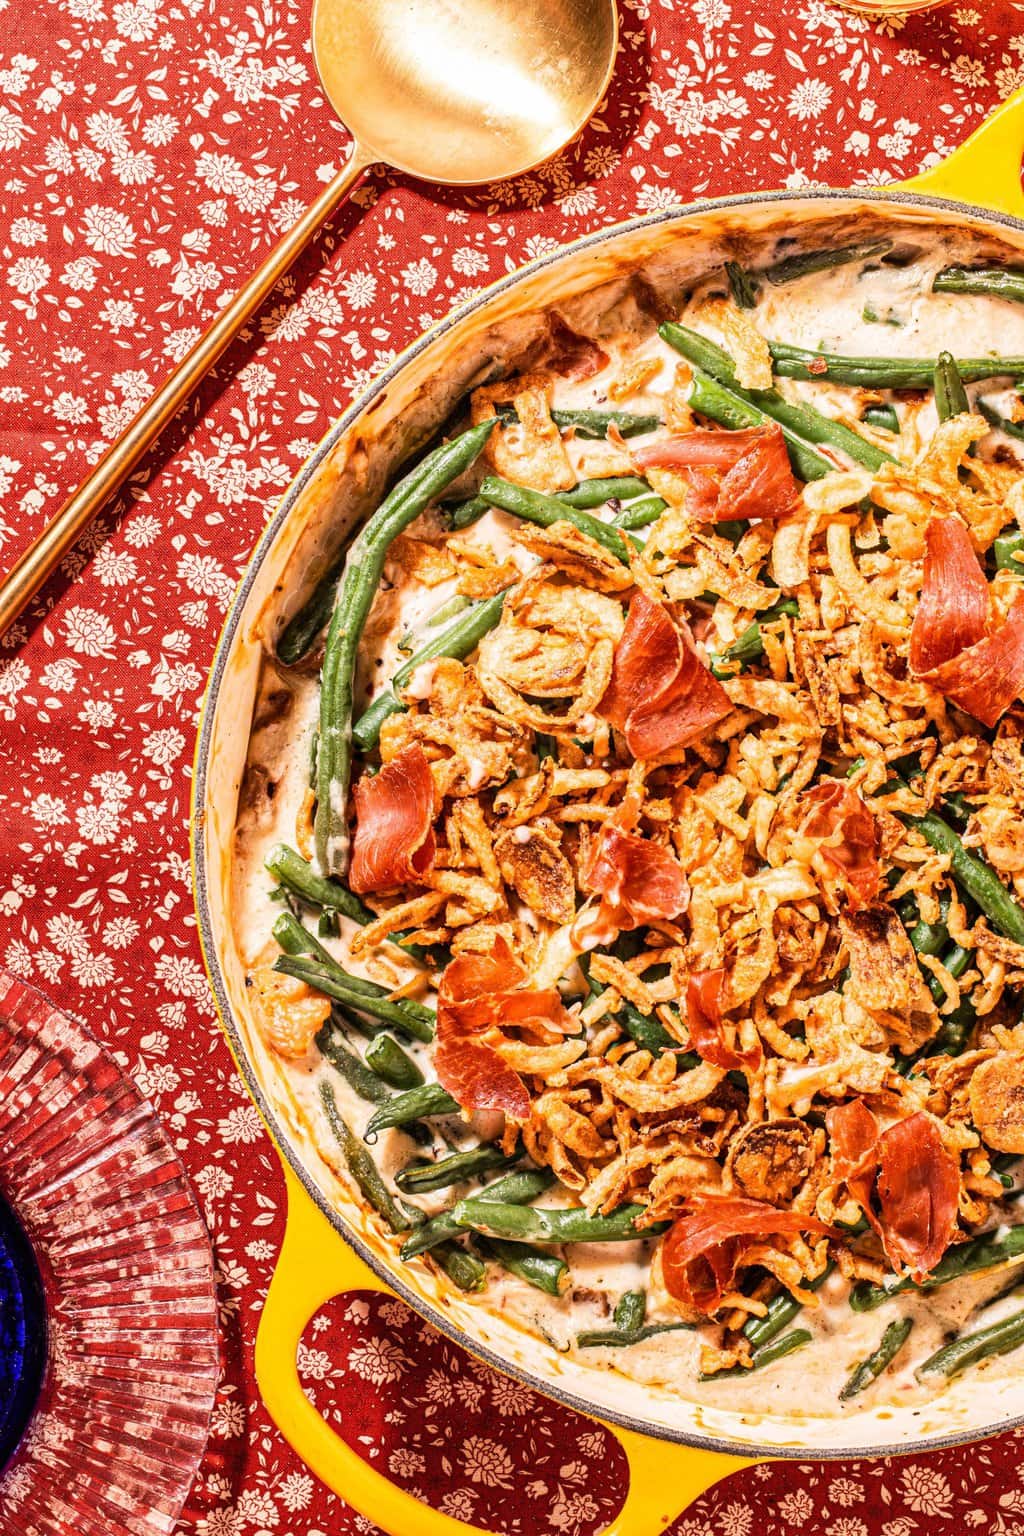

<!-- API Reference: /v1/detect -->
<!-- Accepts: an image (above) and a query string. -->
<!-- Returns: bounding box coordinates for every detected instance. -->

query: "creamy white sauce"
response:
[233,224,1024,1422]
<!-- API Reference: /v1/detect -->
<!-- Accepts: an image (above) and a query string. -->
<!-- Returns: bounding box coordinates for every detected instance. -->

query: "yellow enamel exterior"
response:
[248,87,1024,1536]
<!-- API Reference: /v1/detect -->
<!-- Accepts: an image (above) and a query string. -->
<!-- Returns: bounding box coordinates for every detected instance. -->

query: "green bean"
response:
[699,1328,813,1382]
[352,587,509,751]
[452,1198,664,1244]
[315,418,495,874]
[272,912,425,1010]
[905,809,1024,944]
[400,1168,555,1260]
[317,910,338,939]
[265,843,377,928]
[365,1033,424,1090]
[432,1242,487,1292]
[978,397,1024,443]
[320,1080,413,1231]
[934,351,970,422]
[916,1303,1024,1381]
[553,408,660,439]
[575,1288,694,1346]
[317,1023,433,1145]
[576,1321,693,1347]
[933,265,1024,305]
[925,940,970,1003]
[478,1236,570,1295]
[443,494,491,531]
[684,365,842,485]
[398,594,472,653]
[995,528,1024,573]
[862,404,900,434]
[661,322,894,474]
[927,998,976,1059]
[614,493,668,530]
[273,907,339,963]
[906,911,949,959]
[840,1318,913,1401]
[850,1222,1024,1311]
[274,954,435,1042]
[711,598,801,677]
[365,1082,460,1139]
[326,999,379,1042]
[725,259,758,310]
[479,476,636,562]
[277,561,343,665]
[768,341,1024,387]
[622,1002,680,1055]
[396,1146,519,1194]
[743,1263,834,1350]
[615,1290,646,1332]
[535,732,558,764]
[763,240,891,287]
[715,519,746,543]
[582,954,677,1053]
[277,940,435,1023]
[557,476,652,508]
[316,1023,392,1104]
[494,404,660,439]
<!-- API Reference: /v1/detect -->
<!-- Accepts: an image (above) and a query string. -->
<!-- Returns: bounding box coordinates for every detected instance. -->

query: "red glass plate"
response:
[0,971,219,1536]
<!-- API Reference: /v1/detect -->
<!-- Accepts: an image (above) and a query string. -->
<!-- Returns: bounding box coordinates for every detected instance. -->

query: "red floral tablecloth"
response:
[4,1,1024,1532]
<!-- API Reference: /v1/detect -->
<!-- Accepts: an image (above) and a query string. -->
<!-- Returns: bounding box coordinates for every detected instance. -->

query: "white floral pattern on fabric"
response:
[3,0,1024,1530]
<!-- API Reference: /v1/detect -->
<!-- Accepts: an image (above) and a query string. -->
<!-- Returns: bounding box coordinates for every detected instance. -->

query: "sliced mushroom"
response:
[494,823,575,924]
[969,1053,1024,1153]
[725,1118,815,1205]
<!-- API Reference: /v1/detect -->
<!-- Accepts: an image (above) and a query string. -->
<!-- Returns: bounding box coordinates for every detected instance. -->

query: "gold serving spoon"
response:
[0,0,618,636]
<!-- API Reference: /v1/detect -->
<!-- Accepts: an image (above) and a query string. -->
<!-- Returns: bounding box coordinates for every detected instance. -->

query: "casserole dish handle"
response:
[898,85,1024,216]
[256,1168,760,1536]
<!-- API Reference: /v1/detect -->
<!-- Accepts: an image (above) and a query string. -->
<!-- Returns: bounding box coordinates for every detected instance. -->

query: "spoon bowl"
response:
[0,0,618,637]
[313,0,618,185]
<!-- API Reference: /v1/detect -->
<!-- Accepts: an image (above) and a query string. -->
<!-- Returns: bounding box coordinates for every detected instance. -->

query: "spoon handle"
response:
[0,143,374,639]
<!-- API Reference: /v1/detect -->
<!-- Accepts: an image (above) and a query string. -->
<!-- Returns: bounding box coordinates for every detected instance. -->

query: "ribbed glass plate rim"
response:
[0,970,219,1536]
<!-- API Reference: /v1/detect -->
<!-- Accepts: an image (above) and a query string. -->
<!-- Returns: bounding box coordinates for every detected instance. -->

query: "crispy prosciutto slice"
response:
[660,1194,835,1315]
[582,824,690,934]
[925,591,1024,729]
[599,590,733,758]
[349,743,437,895]
[826,1102,960,1280]
[876,1113,961,1278]
[909,516,989,674]
[826,1097,882,1215]
[634,424,799,523]
[799,779,881,909]
[686,968,760,1073]
[435,939,575,1123]
[909,516,1024,726]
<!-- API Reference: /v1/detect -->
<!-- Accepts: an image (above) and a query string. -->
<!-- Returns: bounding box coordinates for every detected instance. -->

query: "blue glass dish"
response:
[0,1192,45,1471]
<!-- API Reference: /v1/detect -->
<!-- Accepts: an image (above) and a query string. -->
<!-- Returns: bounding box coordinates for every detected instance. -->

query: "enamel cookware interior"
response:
[193,89,1024,1536]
